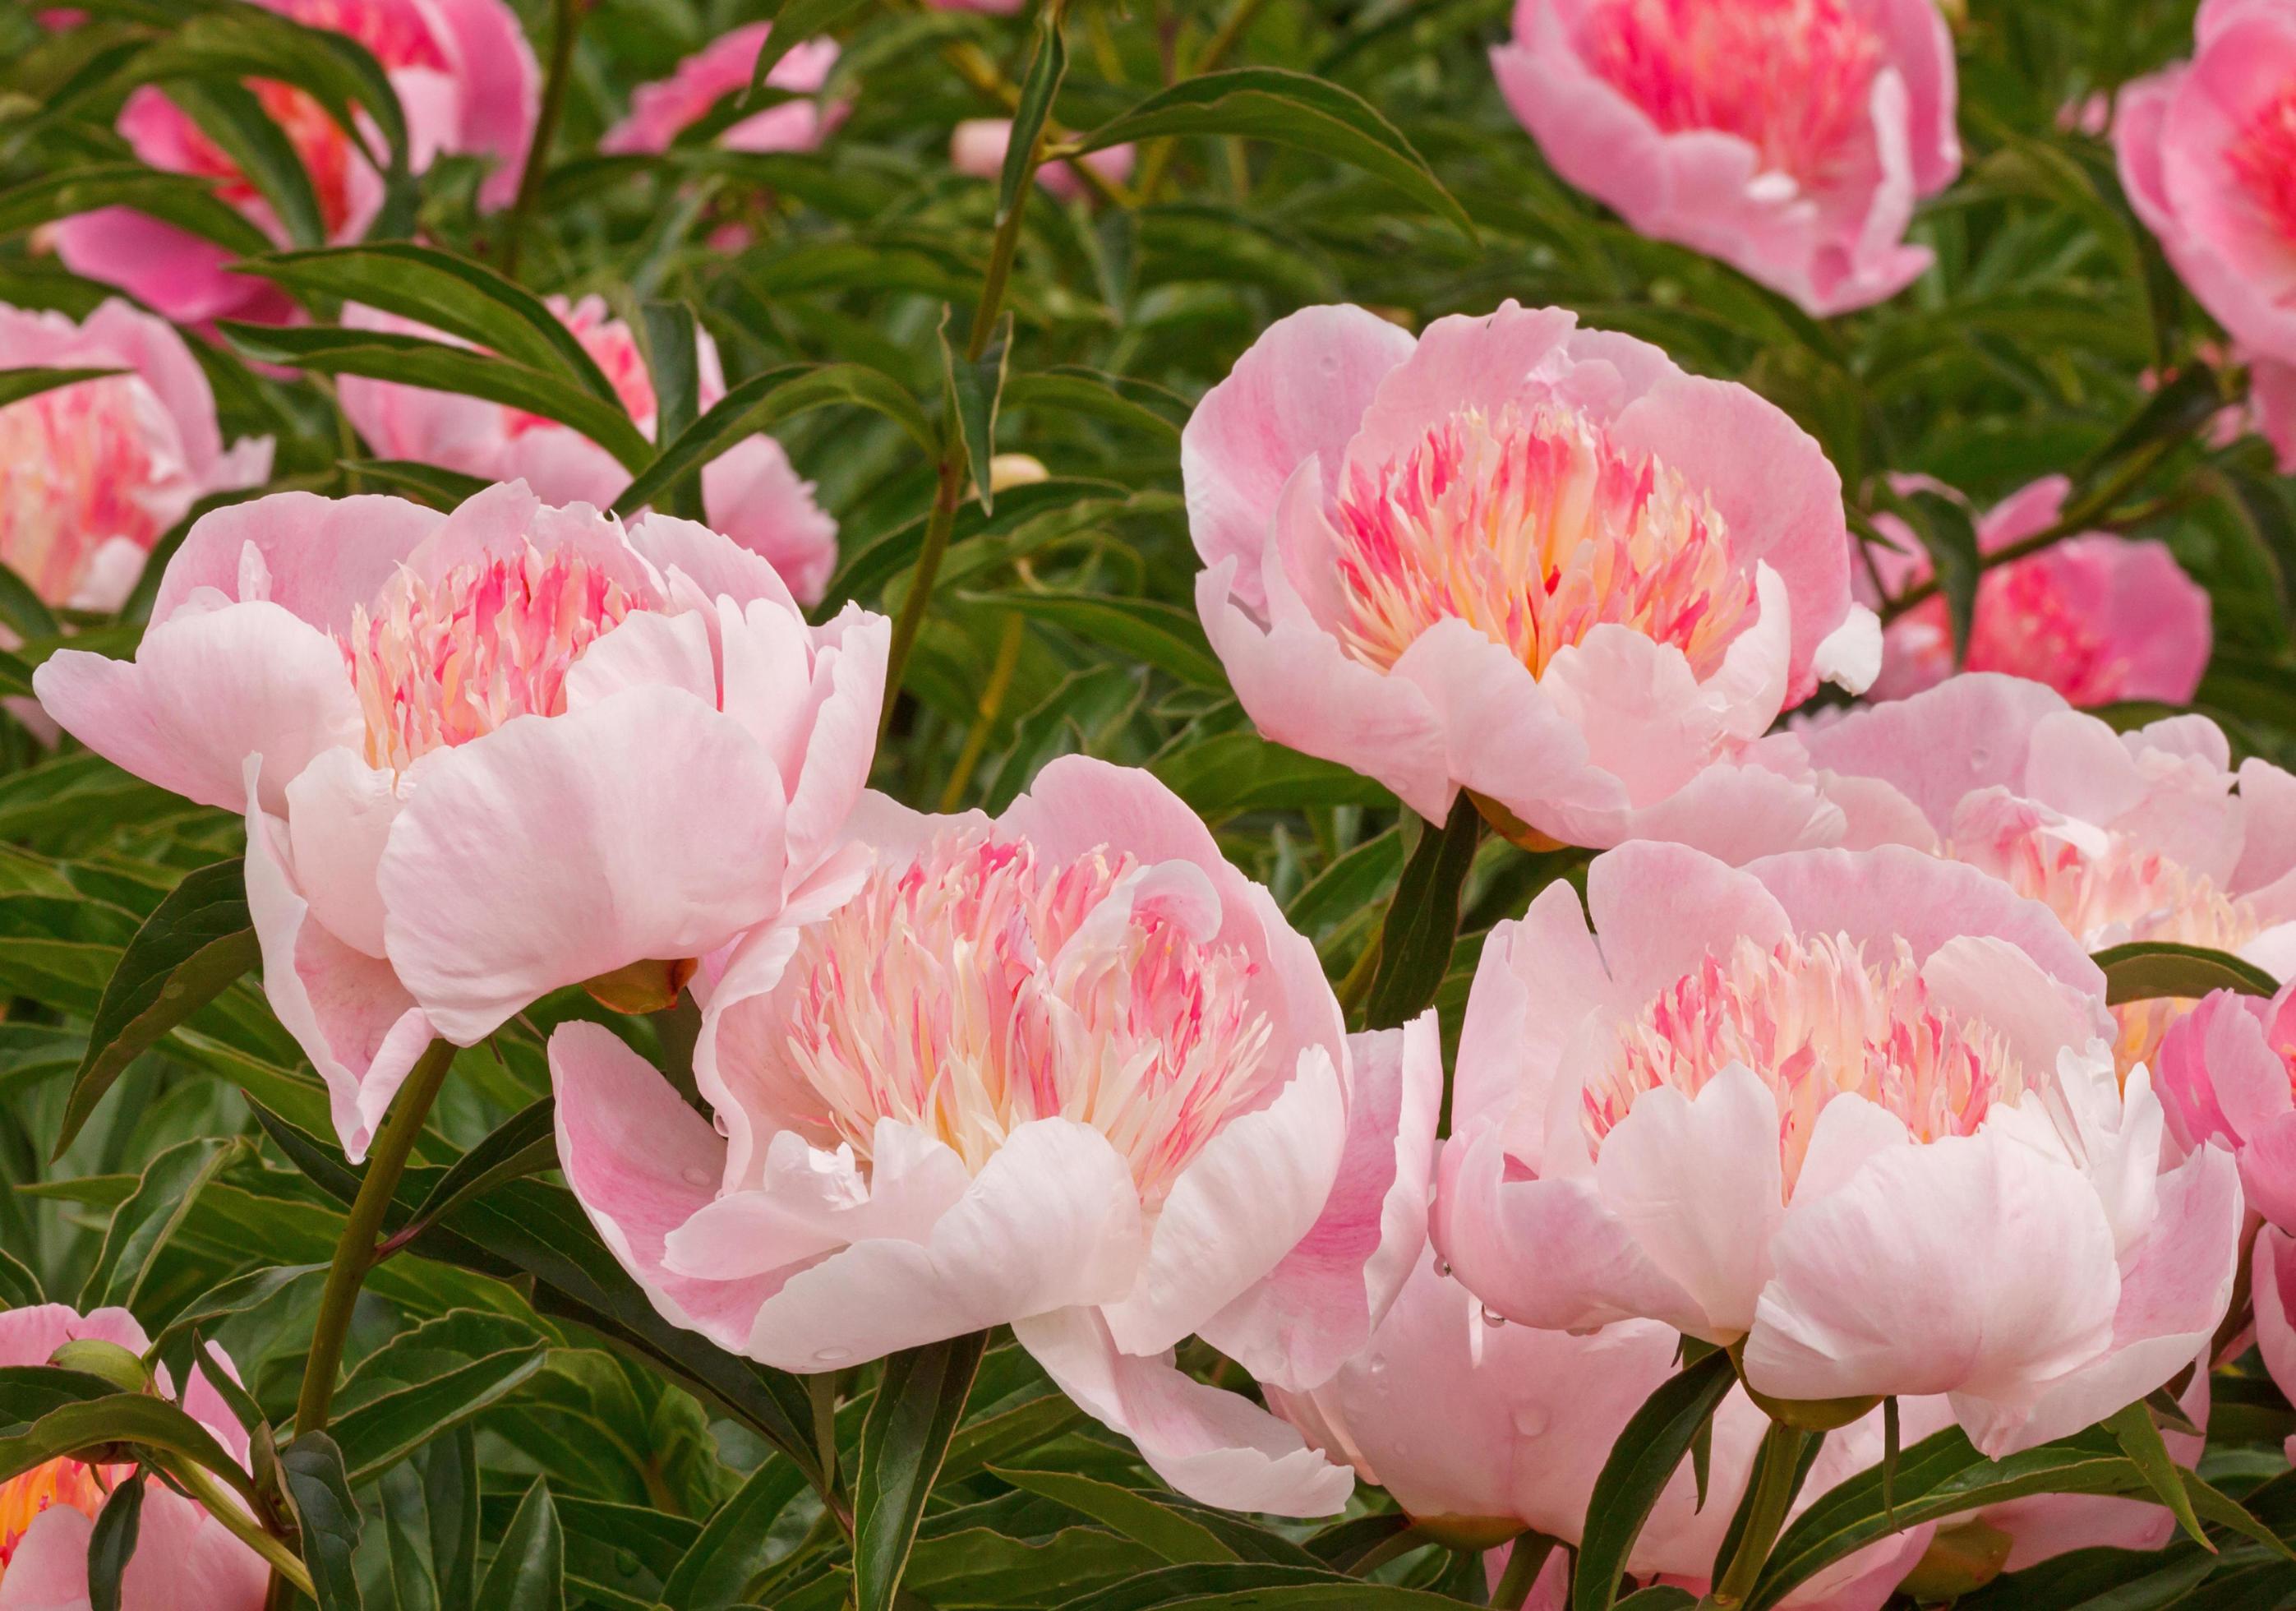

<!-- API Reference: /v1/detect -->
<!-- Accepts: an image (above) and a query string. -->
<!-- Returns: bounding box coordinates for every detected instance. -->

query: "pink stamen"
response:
[2230,81,2296,247]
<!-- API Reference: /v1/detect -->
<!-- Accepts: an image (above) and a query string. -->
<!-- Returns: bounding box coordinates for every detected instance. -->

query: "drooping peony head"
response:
[33,482,887,1160]
[0,1306,266,1609]
[1430,838,2243,1456]
[1777,673,2296,1073]
[336,294,838,603]
[949,119,1136,201]
[1491,0,1960,315]
[600,23,844,156]
[1860,477,2211,707]
[52,0,539,329]
[553,758,1441,1516]
[1187,302,1879,859]
[0,300,271,612]
[2117,1,2296,374]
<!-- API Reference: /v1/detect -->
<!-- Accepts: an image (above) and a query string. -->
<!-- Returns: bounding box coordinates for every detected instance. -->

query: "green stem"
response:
[1707,1422,1812,1609]
[502,0,583,277]
[1132,0,1270,197]
[938,612,1026,810]
[879,453,967,743]
[167,1458,314,1599]
[1488,1534,1557,1610]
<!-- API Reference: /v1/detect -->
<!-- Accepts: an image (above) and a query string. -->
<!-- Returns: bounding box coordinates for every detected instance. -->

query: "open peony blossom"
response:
[1491,0,1960,315]
[0,300,271,612]
[2158,981,2296,1235]
[52,0,538,330]
[336,295,838,602]
[33,482,886,1160]
[1430,838,2243,1456]
[1188,301,1879,859]
[553,758,1441,1516]
[949,120,1135,201]
[0,1307,266,1609]
[1860,477,2211,706]
[601,23,843,156]
[1776,673,2296,1073]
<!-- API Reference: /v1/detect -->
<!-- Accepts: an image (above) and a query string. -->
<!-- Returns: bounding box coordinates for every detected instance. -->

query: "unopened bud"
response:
[49,1338,150,1395]
[988,453,1049,493]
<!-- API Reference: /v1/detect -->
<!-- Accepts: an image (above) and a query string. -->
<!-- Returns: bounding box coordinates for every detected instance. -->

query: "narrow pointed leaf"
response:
[85,1468,144,1611]
[995,1466,1239,1564]
[79,1135,237,1310]
[475,1478,565,1611]
[0,366,124,413]
[282,1433,363,1611]
[1573,1347,1737,1611]
[2095,941,2280,1004]
[855,1332,989,1611]
[941,307,1012,512]
[1362,795,1481,1030]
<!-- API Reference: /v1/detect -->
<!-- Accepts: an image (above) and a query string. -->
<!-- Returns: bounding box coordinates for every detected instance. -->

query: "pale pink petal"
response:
[0,1506,97,1609]
[1583,841,1793,1007]
[1452,884,1613,1138]
[700,434,839,606]
[281,746,402,959]
[1796,672,2072,834]
[2254,1221,2296,1405]
[149,490,445,635]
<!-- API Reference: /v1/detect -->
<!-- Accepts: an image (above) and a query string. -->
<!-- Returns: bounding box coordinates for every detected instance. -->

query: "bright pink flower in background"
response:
[52,0,538,329]
[554,758,1441,1516]
[1859,476,2211,706]
[1430,838,2242,1455]
[0,1306,265,1609]
[0,301,271,612]
[1491,0,1960,315]
[601,23,844,156]
[1777,674,2296,1071]
[949,119,1136,201]
[1187,302,1878,859]
[336,294,839,602]
[33,482,886,1159]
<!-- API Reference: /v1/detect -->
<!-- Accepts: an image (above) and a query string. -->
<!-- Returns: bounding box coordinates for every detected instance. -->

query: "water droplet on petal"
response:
[1432,1254,1453,1278]
[681,1164,715,1188]
[813,1346,852,1365]
[1480,1304,1508,1328]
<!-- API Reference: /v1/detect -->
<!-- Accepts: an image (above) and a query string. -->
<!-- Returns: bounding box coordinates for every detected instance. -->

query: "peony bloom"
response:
[1187,302,1879,860]
[600,23,844,156]
[1860,477,2211,707]
[33,482,887,1160]
[0,300,271,612]
[2157,982,2296,1232]
[336,295,838,603]
[1430,838,2243,1456]
[1491,0,1960,315]
[553,758,1442,1516]
[0,1306,266,1609]
[1777,673,2296,1072]
[949,119,1136,201]
[2117,1,2296,377]
[52,0,538,329]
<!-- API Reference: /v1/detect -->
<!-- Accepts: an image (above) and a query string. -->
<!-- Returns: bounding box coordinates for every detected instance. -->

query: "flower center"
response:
[758,829,1277,1203]
[1961,561,2124,704]
[1330,403,1754,678]
[339,543,644,773]
[0,375,164,605]
[2229,81,2296,248]
[1585,931,2026,1193]
[1579,0,1883,185]
[505,305,658,438]
[0,1458,117,1582]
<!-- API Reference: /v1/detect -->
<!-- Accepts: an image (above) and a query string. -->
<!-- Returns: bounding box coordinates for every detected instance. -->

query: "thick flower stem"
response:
[502,0,586,278]
[169,1458,315,1600]
[1488,1534,1558,1610]
[1707,1421,1813,1609]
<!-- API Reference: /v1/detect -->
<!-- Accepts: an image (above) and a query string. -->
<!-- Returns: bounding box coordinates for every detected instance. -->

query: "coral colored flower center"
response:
[504,308,658,438]
[1580,0,1883,185]
[761,829,1277,1203]
[1585,931,2026,1193]
[1329,403,1754,678]
[339,544,645,772]
[0,1458,116,1581]
[1957,561,2124,704]
[0,376,165,605]
[2229,82,2296,247]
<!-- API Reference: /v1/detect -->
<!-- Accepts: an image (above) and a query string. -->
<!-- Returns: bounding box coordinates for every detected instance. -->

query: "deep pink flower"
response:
[553,758,1442,1515]
[0,1307,265,1609]
[52,0,538,328]
[1431,838,2242,1455]
[1860,477,2211,706]
[1188,302,1879,857]
[1492,0,1960,314]
[34,482,886,1159]
[601,23,844,156]
[336,294,838,603]
[949,119,1136,201]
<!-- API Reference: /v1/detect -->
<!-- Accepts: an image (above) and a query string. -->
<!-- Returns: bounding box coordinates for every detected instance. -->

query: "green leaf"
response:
[476,1478,565,1611]
[998,0,1070,221]
[166,77,325,249]
[339,459,491,510]
[0,1393,255,1501]
[855,1332,989,1611]
[1151,730,1395,816]
[394,1096,559,1244]
[57,856,259,1158]
[659,1456,810,1609]
[1362,796,1481,1031]
[219,323,654,472]
[0,164,273,256]
[966,590,1222,686]
[941,307,1013,512]
[1615,1591,1699,1610]
[994,1466,1238,1564]
[380,1460,442,1611]
[127,3,409,173]
[2095,941,2280,1004]
[1895,487,1981,667]
[1053,1563,1470,1608]
[281,1433,364,1611]
[1073,67,1473,239]
[426,1427,482,1609]
[1573,1348,1739,1611]
[639,302,704,519]
[85,1468,144,1611]
[1001,372,1183,441]
[150,1262,325,1364]
[78,1134,237,1310]
[0,1246,40,1310]
[0,365,124,413]
[0,558,62,649]
[745,0,874,99]
[1287,829,1404,937]
[330,1335,548,1484]
[2105,1399,2210,1550]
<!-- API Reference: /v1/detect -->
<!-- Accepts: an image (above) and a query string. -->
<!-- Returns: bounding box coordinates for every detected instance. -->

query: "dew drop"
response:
[681,1163,716,1188]
[1431,1254,1453,1278]
[1480,1304,1508,1328]
[814,1346,853,1364]
[1510,1405,1551,1438]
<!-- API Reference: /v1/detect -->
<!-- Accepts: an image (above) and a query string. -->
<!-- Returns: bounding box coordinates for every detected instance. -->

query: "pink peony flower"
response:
[336,294,838,604]
[1187,302,1879,859]
[0,300,271,612]
[2157,981,2296,1232]
[52,0,539,328]
[1777,673,2296,1073]
[1491,0,1960,315]
[600,23,844,156]
[1429,838,2243,1456]
[33,482,887,1160]
[0,1306,266,1609]
[949,119,1136,201]
[1860,476,2211,707]
[553,757,1442,1516]
[2248,351,2296,472]
[2116,0,2296,374]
